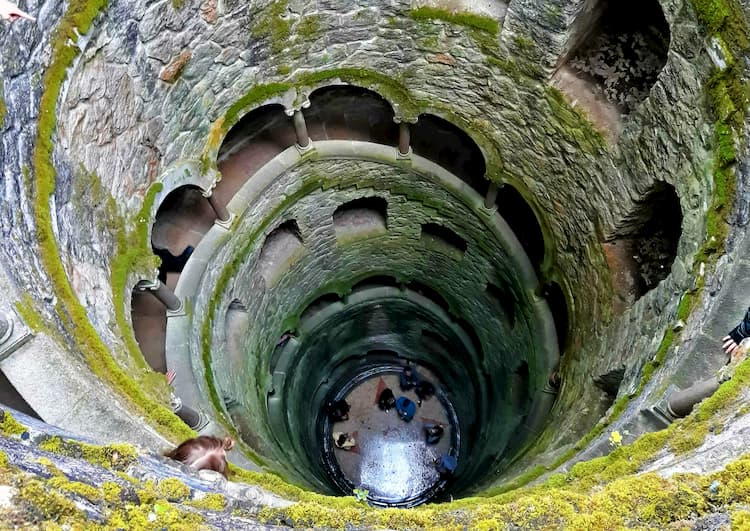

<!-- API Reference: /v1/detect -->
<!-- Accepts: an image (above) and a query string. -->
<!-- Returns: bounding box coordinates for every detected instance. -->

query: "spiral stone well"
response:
[1,0,750,526]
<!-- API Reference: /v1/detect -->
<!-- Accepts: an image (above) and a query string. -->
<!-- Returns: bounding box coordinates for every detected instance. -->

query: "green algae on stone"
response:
[38,436,138,472]
[155,477,191,502]
[188,492,227,511]
[409,7,499,35]
[0,410,27,437]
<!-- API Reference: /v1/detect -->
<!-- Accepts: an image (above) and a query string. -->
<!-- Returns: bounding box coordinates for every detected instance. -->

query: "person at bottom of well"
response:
[395,396,416,422]
[435,454,457,479]
[424,423,444,445]
[400,365,420,391]
[415,380,436,406]
[333,432,356,451]
[378,387,396,412]
[325,399,350,422]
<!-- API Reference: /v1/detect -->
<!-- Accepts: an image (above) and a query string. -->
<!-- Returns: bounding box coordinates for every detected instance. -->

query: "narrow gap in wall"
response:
[541,282,569,354]
[485,282,517,328]
[420,223,468,257]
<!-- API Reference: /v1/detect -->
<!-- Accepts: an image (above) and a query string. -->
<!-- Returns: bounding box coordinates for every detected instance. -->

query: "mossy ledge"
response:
[31,0,193,440]
[409,7,500,35]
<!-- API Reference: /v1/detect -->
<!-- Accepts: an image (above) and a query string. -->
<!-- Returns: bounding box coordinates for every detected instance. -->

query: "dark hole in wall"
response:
[411,114,489,196]
[541,282,569,353]
[594,366,625,397]
[406,281,451,314]
[564,0,670,114]
[0,372,40,419]
[604,182,682,305]
[485,282,517,328]
[495,184,545,271]
[305,85,399,146]
[420,223,468,256]
[333,197,388,240]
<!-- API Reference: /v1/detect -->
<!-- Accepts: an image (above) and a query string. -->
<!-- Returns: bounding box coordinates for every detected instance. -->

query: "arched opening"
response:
[541,282,569,354]
[151,185,216,256]
[486,282,516,329]
[217,104,297,205]
[420,223,468,258]
[258,220,305,288]
[333,196,388,243]
[225,299,250,372]
[494,183,546,272]
[553,0,670,134]
[603,182,682,310]
[305,85,399,146]
[411,114,488,196]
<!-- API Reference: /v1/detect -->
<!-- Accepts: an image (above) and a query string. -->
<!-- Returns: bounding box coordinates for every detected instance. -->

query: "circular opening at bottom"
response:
[320,364,460,507]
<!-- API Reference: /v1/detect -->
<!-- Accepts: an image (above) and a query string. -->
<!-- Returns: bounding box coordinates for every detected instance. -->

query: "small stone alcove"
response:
[333,196,388,243]
[258,220,305,287]
[553,0,670,135]
[603,182,682,311]
[420,222,468,258]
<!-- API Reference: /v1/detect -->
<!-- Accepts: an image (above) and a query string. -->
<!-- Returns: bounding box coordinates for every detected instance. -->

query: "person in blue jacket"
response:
[395,396,416,422]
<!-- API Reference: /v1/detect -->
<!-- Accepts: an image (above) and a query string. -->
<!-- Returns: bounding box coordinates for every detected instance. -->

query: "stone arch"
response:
[333,196,388,243]
[217,103,297,205]
[494,183,546,273]
[603,181,682,310]
[411,113,489,196]
[304,85,399,146]
[151,184,216,256]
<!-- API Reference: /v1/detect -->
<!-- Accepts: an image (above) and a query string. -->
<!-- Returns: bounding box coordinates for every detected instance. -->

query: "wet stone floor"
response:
[327,372,455,505]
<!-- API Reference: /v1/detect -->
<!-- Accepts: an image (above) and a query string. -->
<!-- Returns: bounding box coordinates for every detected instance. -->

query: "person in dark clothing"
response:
[155,245,194,283]
[415,380,436,406]
[435,454,457,479]
[723,307,750,355]
[395,396,416,422]
[325,399,350,422]
[399,366,420,391]
[378,388,396,412]
[424,423,444,445]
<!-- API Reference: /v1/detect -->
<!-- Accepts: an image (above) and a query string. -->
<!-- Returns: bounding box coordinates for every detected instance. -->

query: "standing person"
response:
[424,423,444,445]
[415,380,436,407]
[395,396,416,422]
[723,307,750,356]
[325,399,350,422]
[378,387,396,412]
[435,454,457,479]
[400,365,420,391]
[332,432,356,451]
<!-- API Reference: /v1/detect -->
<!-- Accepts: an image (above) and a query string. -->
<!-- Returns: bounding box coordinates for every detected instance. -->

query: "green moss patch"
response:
[38,436,138,472]
[0,411,27,437]
[410,7,499,35]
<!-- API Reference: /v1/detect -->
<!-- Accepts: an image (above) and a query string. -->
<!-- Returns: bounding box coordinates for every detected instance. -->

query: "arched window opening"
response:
[151,186,215,268]
[226,299,250,371]
[333,196,388,243]
[350,275,400,292]
[420,223,468,258]
[258,220,305,287]
[494,184,545,272]
[305,85,399,146]
[131,286,166,373]
[406,281,451,314]
[217,104,297,205]
[486,282,516,328]
[553,0,670,131]
[299,293,342,324]
[509,361,530,411]
[541,282,569,354]
[411,114,488,196]
[603,182,682,308]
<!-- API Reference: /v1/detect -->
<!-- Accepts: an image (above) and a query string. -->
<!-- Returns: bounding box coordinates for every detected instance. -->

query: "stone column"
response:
[398,122,411,156]
[667,377,721,418]
[394,117,416,158]
[204,190,230,222]
[484,182,500,209]
[287,100,312,150]
[137,280,182,312]
[170,394,207,430]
